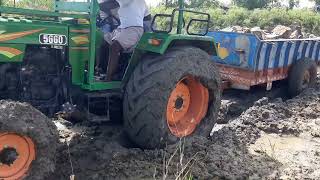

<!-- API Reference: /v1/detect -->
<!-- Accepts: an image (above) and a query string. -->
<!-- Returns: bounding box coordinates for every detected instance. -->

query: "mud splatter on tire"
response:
[0,101,59,180]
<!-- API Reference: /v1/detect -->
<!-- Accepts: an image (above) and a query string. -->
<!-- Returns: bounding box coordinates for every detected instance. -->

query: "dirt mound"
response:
[221,25,318,39]
[50,79,320,179]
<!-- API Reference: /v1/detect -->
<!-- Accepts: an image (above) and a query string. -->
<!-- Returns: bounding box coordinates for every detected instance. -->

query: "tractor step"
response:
[84,91,122,123]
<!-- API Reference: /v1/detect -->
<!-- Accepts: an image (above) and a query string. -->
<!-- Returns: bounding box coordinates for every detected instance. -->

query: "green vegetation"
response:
[162,0,218,8]
[1,0,53,10]
[233,0,275,9]
[289,0,300,9]
[1,0,320,35]
[152,6,320,35]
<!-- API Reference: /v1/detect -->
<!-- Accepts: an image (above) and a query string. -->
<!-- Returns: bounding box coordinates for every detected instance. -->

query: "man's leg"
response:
[97,40,110,73]
[106,40,123,81]
[96,32,113,75]
[106,27,144,81]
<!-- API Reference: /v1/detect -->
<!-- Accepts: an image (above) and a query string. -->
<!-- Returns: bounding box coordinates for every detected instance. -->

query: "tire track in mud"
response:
[50,79,320,179]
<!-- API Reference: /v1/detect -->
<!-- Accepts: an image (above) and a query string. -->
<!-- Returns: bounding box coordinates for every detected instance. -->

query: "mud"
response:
[50,79,320,180]
[0,101,58,180]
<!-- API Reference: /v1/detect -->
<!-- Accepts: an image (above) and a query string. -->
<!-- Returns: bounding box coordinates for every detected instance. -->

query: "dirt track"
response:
[50,79,320,180]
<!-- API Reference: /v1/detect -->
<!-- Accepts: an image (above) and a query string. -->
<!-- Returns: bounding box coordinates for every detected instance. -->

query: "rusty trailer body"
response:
[209,31,320,90]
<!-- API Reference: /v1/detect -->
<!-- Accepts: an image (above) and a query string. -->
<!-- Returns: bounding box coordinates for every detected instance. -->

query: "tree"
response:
[0,0,15,6]
[162,0,218,8]
[185,0,219,8]
[289,0,299,9]
[233,0,275,9]
[0,0,53,10]
[17,0,53,10]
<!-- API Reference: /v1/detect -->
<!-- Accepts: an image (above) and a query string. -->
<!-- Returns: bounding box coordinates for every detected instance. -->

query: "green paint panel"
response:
[69,26,90,47]
[55,1,91,13]
[81,81,121,91]
[0,23,68,45]
[68,25,90,85]
[69,48,88,85]
[136,32,216,54]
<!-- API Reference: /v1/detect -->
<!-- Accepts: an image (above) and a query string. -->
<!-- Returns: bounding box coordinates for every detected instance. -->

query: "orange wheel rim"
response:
[166,76,209,137]
[0,133,36,180]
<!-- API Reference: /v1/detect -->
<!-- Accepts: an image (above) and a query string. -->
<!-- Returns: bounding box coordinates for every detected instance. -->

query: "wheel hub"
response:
[0,133,36,180]
[174,96,184,110]
[0,147,19,166]
[166,76,209,137]
[167,82,191,125]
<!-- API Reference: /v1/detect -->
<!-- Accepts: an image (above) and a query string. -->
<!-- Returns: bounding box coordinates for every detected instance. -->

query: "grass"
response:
[255,137,278,162]
[160,138,200,180]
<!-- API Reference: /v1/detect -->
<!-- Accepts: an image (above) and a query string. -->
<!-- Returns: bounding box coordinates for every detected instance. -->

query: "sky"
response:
[145,0,315,8]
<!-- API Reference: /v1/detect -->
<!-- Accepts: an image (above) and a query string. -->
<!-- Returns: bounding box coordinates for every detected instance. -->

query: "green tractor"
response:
[0,0,221,179]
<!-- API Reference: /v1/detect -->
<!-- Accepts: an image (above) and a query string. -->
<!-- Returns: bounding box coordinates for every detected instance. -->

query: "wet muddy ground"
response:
[50,78,320,180]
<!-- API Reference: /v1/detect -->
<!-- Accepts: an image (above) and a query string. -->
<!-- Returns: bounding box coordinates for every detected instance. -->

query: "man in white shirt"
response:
[104,0,148,81]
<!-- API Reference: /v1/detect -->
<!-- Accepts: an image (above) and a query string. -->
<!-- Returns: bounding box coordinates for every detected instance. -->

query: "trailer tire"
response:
[288,58,317,97]
[0,101,58,180]
[123,47,221,149]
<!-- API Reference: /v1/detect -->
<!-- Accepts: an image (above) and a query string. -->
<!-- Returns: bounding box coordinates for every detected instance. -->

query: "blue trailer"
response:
[208,31,319,96]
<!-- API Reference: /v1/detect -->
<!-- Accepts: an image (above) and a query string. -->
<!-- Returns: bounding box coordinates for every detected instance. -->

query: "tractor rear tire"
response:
[123,47,221,149]
[0,101,58,180]
[288,58,317,97]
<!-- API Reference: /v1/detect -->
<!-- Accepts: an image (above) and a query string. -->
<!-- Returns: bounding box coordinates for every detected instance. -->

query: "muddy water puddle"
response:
[249,133,320,166]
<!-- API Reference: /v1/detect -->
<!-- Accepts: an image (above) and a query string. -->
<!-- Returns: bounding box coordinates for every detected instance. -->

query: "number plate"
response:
[39,34,67,45]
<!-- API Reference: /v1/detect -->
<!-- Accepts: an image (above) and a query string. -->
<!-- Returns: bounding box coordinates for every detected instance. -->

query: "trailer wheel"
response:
[0,101,58,180]
[123,47,221,149]
[288,58,317,97]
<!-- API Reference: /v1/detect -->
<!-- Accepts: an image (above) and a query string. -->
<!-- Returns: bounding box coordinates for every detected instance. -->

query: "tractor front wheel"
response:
[123,47,221,149]
[0,101,58,180]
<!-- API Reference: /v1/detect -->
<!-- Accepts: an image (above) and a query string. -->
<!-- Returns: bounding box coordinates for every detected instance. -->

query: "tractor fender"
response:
[135,33,217,56]
[122,33,218,88]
